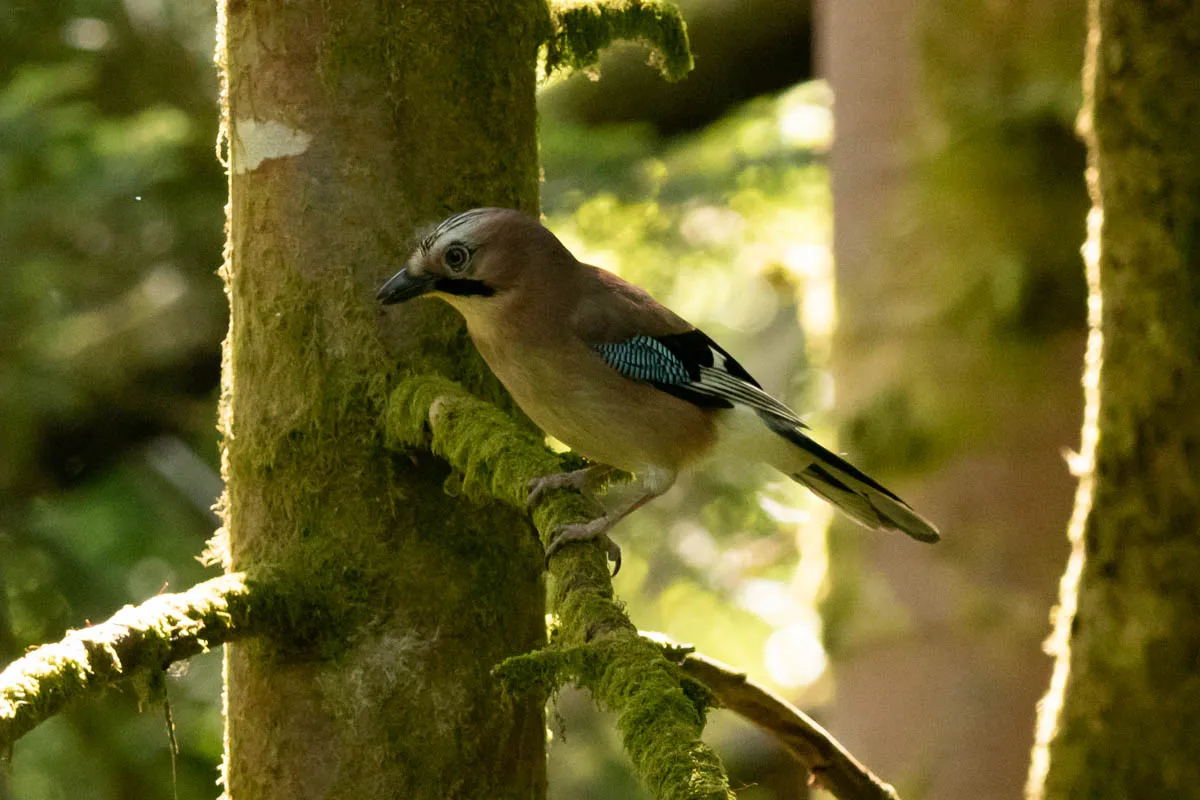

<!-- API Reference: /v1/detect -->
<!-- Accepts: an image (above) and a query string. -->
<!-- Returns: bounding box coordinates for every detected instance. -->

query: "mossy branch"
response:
[653,639,902,800]
[385,372,733,800]
[544,0,694,82]
[0,573,255,750]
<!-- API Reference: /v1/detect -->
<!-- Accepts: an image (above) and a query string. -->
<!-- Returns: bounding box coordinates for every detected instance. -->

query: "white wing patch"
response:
[690,346,807,428]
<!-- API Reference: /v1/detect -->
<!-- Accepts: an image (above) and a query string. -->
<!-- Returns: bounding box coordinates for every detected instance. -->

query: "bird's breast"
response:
[471,333,715,473]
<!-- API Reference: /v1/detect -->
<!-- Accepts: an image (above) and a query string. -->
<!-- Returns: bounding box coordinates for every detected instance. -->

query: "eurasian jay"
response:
[378,208,939,570]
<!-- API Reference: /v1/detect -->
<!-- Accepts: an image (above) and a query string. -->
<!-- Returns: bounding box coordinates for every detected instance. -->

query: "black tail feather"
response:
[761,413,940,543]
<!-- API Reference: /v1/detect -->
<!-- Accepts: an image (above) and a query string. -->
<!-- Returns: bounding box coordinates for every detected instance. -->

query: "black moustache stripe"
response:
[435,278,496,297]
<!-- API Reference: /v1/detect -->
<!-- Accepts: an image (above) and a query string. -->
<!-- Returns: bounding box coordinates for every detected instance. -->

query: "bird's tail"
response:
[765,417,940,543]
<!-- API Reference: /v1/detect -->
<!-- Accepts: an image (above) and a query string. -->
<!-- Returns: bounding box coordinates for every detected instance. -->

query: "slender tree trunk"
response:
[217,1,549,797]
[1029,1,1200,797]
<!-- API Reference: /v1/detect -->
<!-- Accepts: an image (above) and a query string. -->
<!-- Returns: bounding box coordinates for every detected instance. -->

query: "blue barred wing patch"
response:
[591,330,808,426]
[593,336,692,386]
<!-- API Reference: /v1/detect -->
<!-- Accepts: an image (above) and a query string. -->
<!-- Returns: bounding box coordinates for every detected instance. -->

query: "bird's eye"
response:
[443,244,471,273]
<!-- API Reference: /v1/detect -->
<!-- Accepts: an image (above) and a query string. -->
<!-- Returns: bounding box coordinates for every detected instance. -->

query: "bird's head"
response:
[376,207,570,312]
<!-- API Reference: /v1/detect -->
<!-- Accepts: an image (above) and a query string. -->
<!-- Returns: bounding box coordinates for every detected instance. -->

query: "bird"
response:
[378,207,939,571]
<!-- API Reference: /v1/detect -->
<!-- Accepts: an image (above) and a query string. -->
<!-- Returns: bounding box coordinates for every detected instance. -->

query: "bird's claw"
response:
[527,469,592,511]
[544,516,623,576]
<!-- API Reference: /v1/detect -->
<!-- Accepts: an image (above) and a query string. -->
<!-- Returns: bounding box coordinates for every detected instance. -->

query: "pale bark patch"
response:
[231,117,312,173]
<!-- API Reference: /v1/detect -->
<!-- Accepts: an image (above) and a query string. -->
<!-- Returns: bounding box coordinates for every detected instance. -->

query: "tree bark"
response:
[217,1,549,797]
[1029,1,1200,797]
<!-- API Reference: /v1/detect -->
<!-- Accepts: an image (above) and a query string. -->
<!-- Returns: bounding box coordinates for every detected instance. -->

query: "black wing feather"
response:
[591,329,808,426]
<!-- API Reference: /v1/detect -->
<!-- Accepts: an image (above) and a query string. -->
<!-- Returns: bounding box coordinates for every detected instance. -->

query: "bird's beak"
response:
[376,268,435,305]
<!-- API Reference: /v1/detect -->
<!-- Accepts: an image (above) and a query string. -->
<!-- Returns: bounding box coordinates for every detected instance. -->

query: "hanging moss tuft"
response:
[544,0,694,82]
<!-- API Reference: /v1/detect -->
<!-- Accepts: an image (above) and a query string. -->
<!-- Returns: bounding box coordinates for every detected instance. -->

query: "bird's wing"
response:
[590,329,810,428]
[571,264,808,427]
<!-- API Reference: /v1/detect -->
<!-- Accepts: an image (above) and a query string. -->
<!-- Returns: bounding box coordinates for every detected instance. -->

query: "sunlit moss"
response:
[544,0,694,83]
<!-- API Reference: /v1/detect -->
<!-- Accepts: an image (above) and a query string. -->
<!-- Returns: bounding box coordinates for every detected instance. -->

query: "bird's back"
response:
[570,264,694,345]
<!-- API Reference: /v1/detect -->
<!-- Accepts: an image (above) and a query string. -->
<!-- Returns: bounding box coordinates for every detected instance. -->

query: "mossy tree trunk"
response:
[217,1,549,797]
[1028,0,1200,797]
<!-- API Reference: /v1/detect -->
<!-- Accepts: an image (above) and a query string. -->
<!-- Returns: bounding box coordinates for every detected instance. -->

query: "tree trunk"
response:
[1029,1,1200,797]
[217,2,549,797]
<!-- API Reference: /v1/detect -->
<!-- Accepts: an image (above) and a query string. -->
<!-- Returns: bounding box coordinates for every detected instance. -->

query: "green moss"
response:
[496,637,726,800]
[386,373,572,511]
[545,0,694,82]
[218,253,405,659]
[492,647,578,696]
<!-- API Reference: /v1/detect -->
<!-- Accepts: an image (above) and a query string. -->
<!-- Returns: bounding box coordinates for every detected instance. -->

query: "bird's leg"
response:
[526,464,614,510]
[543,466,675,576]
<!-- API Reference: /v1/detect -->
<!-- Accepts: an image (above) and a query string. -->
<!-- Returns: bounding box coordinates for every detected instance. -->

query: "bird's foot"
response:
[544,515,622,576]
[526,465,612,510]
